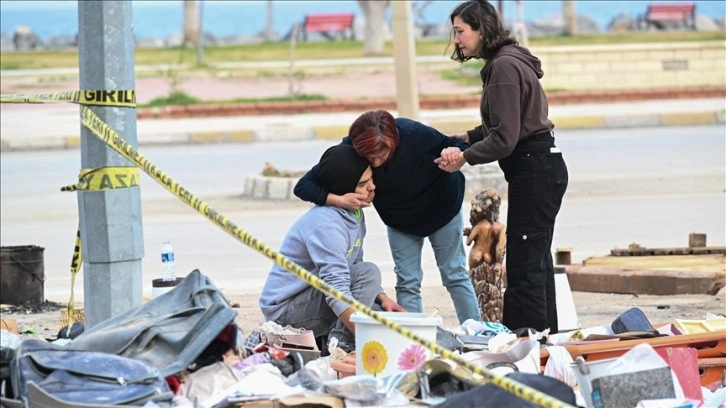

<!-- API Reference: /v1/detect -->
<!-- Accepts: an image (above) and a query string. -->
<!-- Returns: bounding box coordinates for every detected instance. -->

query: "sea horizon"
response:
[1,0,724,41]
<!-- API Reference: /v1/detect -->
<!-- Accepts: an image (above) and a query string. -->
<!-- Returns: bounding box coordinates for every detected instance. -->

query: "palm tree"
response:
[183,0,200,47]
[357,0,390,55]
[563,0,577,35]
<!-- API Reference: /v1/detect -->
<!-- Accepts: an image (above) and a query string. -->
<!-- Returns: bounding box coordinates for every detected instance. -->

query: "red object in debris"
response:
[655,347,703,404]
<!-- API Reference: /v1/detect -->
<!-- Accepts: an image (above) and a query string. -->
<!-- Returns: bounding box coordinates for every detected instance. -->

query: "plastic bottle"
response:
[591,390,604,408]
[161,241,176,281]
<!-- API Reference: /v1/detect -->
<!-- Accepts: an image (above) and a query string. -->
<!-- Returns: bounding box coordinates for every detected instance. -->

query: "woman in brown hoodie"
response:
[437,0,568,334]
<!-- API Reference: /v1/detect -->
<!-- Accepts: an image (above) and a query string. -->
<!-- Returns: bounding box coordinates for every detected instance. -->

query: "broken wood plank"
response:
[610,246,726,256]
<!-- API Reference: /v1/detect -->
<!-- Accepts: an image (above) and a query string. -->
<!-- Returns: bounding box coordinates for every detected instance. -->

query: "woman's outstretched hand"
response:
[328,192,371,211]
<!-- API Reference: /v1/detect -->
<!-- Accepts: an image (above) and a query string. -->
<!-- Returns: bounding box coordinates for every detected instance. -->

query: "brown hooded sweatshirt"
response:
[463,44,554,165]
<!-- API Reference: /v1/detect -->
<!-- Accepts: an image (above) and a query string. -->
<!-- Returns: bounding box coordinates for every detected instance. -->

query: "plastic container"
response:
[160,241,176,281]
[673,317,726,334]
[350,312,442,377]
[151,277,184,298]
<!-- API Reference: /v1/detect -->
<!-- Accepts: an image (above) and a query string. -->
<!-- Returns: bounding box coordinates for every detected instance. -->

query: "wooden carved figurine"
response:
[464,188,506,323]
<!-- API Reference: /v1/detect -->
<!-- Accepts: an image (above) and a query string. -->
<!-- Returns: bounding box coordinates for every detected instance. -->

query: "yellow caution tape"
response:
[70,227,82,275]
[78,104,574,408]
[0,90,136,107]
[61,167,140,191]
[64,227,83,336]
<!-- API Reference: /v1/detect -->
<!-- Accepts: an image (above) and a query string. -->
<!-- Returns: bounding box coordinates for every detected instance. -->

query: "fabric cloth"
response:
[259,205,384,329]
[317,144,370,196]
[499,134,568,333]
[388,209,481,323]
[294,118,468,237]
[464,44,554,165]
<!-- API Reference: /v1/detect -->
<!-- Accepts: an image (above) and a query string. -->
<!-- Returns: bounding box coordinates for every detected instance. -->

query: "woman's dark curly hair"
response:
[447,0,517,62]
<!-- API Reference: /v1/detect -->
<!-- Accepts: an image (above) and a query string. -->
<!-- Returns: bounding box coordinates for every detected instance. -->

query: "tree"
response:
[563,0,577,36]
[262,0,278,41]
[357,0,390,56]
[183,0,200,47]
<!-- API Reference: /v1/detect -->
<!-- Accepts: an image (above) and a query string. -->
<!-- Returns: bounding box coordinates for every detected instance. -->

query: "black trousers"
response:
[499,132,568,333]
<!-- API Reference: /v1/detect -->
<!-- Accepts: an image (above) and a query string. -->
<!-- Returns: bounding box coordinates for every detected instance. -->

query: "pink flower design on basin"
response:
[398,344,427,371]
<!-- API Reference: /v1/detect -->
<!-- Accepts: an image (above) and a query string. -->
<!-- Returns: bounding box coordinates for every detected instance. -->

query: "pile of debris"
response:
[0,270,723,407]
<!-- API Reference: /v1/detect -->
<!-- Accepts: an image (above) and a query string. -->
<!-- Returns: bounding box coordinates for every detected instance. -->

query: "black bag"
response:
[611,307,654,334]
[10,339,173,407]
[434,372,576,408]
[1,347,15,399]
[69,269,238,377]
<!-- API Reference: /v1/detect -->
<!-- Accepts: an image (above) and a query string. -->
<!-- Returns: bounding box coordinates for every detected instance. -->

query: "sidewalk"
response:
[0,97,724,152]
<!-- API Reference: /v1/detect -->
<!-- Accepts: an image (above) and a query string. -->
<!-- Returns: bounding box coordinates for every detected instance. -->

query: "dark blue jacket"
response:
[294,118,468,237]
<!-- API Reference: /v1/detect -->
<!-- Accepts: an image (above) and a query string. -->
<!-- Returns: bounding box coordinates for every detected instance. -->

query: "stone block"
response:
[267,178,293,199]
[244,175,299,200]
[689,233,707,248]
[565,265,726,295]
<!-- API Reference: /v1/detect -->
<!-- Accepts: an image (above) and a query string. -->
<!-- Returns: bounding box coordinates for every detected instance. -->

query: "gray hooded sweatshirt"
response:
[259,206,381,321]
[464,44,554,165]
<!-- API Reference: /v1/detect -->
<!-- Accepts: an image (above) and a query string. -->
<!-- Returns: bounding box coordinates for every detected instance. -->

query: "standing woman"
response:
[437,0,568,333]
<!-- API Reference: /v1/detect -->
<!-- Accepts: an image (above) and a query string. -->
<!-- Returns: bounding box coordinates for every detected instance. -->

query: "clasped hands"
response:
[435,146,467,173]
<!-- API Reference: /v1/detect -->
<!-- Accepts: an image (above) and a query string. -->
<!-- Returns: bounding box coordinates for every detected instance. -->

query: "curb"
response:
[2,109,723,152]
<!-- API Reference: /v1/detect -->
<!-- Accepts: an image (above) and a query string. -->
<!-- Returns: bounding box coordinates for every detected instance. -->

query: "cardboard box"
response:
[235,396,344,408]
[0,318,18,334]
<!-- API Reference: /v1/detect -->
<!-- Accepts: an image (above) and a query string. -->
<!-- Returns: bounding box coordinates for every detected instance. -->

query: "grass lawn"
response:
[1,31,723,70]
[2,31,722,107]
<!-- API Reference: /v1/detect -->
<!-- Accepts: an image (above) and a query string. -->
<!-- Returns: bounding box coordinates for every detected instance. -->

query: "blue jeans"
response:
[388,209,481,323]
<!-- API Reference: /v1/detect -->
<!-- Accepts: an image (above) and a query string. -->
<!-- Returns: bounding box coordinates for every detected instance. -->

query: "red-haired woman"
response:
[294,110,481,324]
[437,0,569,333]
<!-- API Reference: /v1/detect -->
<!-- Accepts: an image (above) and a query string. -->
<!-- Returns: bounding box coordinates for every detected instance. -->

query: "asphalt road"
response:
[1,124,724,302]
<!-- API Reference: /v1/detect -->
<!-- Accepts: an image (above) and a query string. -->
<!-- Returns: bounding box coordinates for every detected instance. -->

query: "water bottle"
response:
[161,241,176,281]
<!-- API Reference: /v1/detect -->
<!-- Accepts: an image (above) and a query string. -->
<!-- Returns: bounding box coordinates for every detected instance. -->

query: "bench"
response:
[303,13,355,41]
[640,3,696,30]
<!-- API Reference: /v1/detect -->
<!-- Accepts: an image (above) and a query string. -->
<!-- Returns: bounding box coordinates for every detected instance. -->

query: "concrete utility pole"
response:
[78,1,144,328]
[391,1,420,120]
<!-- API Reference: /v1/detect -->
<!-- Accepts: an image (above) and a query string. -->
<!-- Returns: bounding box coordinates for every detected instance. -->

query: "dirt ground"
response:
[2,282,723,342]
[2,199,724,341]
